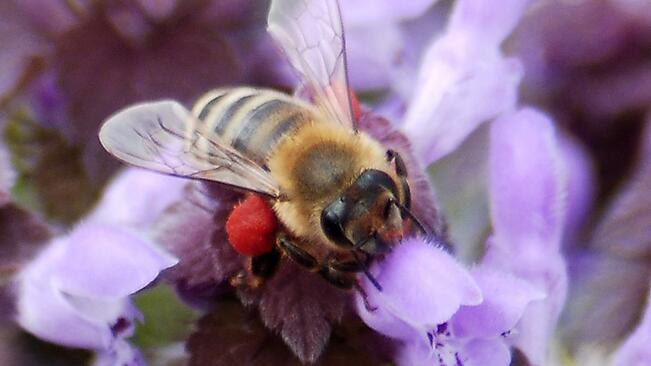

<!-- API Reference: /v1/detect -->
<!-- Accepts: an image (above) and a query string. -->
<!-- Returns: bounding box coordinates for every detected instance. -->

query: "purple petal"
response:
[52,222,177,298]
[401,0,526,164]
[136,0,178,21]
[16,238,130,349]
[489,108,566,252]
[16,220,175,351]
[395,340,435,366]
[558,134,595,246]
[346,23,404,90]
[17,0,85,36]
[341,0,438,26]
[87,168,186,228]
[396,337,510,366]
[612,289,651,366]
[590,121,651,258]
[451,268,544,339]
[0,143,15,206]
[447,0,531,50]
[459,338,511,366]
[562,250,650,347]
[0,1,45,100]
[94,340,144,366]
[355,237,481,341]
[483,242,567,366]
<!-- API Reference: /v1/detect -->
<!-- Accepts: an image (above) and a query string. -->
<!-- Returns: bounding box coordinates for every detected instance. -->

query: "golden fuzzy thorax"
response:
[267,121,396,251]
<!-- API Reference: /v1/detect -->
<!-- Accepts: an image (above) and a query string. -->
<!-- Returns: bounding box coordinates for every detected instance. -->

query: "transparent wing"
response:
[268,0,356,129]
[99,100,280,197]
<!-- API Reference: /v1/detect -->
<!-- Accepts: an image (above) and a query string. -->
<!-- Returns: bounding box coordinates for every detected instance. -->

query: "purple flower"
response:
[86,168,187,228]
[400,0,528,165]
[612,288,651,366]
[0,1,45,104]
[354,237,483,343]
[340,0,440,91]
[483,108,568,365]
[359,107,568,365]
[562,119,651,351]
[15,223,176,364]
[14,168,181,363]
[354,236,543,366]
[0,141,14,206]
[402,269,542,366]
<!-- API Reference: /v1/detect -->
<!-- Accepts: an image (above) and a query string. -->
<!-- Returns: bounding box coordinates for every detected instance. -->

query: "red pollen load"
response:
[226,194,278,256]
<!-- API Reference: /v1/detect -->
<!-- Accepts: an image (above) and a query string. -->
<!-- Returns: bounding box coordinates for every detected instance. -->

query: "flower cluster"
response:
[1,0,650,366]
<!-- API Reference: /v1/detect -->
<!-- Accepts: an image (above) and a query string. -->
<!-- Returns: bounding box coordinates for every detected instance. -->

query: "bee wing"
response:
[268,0,356,129]
[99,100,281,197]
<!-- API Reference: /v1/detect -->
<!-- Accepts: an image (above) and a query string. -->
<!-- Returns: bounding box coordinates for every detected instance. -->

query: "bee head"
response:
[320,169,410,254]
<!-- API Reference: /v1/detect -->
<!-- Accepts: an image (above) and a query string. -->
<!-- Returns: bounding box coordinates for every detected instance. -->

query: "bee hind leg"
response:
[251,247,281,279]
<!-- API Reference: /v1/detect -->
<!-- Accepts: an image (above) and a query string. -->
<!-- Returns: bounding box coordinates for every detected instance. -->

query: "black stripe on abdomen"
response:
[196,92,226,121]
[231,100,285,151]
[211,94,256,136]
[256,112,306,153]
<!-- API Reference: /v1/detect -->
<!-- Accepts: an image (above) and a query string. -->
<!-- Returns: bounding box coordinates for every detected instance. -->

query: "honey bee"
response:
[99,0,425,290]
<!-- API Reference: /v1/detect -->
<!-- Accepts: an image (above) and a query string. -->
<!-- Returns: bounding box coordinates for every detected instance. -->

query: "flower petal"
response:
[341,0,438,26]
[558,134,595,246]
[346,23,404,90]
[459,338,511,366]
[87,168,186,228]
[561,250,650,347]
[355,237,481,341]
[0,142,14,206]
[16,238,126,349]
[0,1,45,100]
[402,0,527,164]
[451,268,544,339]
[52,223,177,299]
[612,287,651,366]
[489,108,566,252]
[396,337,511,366]
[94,339,145,366]
[447,0,531,50]
[590,120,651,258]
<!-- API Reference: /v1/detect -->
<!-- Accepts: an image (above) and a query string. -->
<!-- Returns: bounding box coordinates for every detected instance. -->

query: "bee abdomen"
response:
[192,87,316,165]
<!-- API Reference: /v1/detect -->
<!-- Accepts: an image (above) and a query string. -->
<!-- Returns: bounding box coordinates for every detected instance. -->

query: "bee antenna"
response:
[395,201,428,236]
[352,250,382,292]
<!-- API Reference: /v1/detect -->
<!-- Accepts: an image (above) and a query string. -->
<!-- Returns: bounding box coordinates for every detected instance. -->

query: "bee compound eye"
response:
[321,200,352,248]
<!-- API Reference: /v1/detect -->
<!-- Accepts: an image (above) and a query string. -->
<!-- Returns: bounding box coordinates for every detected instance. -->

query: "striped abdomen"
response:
[191,87,318,166]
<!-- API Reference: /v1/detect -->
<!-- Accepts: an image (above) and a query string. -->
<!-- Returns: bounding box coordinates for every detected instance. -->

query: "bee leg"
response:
[277,235,318,270]
[386,149,408,178]
[251,247,281,279]
[318,265,355,290]
[328,253,371,273]
[354,282,378,312]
